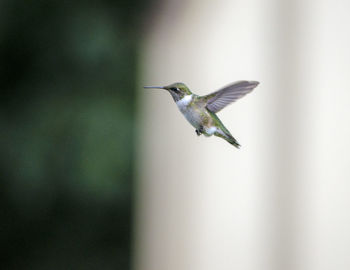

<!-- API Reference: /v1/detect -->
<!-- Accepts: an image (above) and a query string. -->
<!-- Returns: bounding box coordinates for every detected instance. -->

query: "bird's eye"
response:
[171,87,179,91]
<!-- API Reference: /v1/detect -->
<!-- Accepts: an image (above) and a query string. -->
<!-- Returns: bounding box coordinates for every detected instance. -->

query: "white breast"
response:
[176,94,193,110]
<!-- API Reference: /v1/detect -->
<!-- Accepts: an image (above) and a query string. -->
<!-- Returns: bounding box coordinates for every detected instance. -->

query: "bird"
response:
[144,80,259,148]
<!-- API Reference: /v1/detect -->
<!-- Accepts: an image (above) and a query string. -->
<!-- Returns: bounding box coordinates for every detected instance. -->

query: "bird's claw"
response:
[196,126,204,136]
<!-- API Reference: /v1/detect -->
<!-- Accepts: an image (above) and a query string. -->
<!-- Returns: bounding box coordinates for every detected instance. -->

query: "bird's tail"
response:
[214,130,241,148]
[225,134,241,148]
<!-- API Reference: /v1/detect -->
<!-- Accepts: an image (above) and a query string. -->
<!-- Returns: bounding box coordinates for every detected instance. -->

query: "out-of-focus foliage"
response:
[0,0,148,268]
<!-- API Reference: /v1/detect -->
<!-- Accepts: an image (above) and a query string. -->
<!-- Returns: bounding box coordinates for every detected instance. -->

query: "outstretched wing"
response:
[204,81,259,113]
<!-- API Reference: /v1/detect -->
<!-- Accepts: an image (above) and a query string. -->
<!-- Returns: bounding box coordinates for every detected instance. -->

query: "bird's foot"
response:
[195,126,204,136]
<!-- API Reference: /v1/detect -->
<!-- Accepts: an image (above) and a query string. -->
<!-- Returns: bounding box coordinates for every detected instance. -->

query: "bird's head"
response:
[144,82,192,102]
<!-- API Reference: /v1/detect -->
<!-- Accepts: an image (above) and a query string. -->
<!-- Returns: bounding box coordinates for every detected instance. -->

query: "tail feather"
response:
[214,131,241,148]
[225,134,240,148]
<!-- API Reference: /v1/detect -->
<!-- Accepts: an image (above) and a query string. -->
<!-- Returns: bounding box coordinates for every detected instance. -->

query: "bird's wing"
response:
[204,81,259,113]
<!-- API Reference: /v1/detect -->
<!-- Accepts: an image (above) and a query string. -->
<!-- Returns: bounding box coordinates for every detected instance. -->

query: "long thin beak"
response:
[143,86,165,89]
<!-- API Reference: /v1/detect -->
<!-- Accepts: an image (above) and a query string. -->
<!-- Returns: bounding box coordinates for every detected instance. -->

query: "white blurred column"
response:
[290,1,350,270]
[135,1,270,270]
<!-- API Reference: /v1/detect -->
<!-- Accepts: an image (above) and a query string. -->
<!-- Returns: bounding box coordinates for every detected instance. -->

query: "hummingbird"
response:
[144,80,259,148]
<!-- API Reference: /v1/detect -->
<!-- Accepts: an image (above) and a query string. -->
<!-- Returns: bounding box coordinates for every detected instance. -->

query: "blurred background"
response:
[0,0,151,269]
[1,0,350,270]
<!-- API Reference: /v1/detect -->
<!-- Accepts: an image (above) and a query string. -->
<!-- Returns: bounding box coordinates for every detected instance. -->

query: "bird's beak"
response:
[144,86,165,90]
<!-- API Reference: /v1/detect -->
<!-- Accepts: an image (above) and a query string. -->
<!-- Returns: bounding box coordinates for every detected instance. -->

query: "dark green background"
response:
[0,0,151,269]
